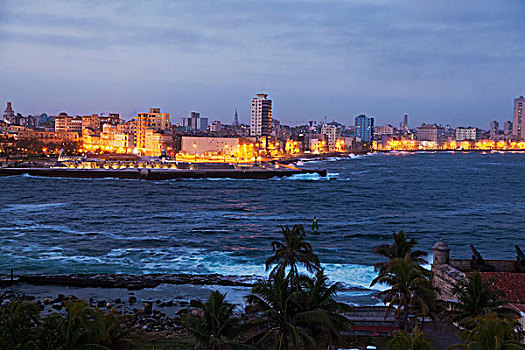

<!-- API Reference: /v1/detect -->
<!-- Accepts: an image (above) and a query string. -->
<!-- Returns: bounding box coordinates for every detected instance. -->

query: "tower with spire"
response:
[233,108,239,127]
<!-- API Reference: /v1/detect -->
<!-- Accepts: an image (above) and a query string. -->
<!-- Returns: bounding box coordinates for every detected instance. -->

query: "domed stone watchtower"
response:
[433,239,450,266]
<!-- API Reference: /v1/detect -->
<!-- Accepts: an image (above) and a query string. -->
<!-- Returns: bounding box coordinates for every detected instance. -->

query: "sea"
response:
[1,151,524,305]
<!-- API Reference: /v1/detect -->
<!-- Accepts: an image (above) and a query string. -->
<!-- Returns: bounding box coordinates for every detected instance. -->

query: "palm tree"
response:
[449,271,511,327]
[42,300,95,350]
[89,308,133,349]
[245,270,315,350]
[295,270,352,346]
[0,301,41,349]
[182,290,241,349]
[371,257,438,331]
[374,231,428,272]
[389,326,433,350]
[265,225,320,287]
[451,312,524,349]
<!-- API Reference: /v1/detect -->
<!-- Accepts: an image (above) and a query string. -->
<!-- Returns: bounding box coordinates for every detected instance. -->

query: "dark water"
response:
[1,152,524,303]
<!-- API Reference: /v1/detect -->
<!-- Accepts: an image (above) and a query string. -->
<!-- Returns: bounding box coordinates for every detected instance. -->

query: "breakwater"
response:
[0,166,326,180]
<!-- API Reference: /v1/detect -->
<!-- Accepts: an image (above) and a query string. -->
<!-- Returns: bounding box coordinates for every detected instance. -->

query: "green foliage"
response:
[182,290,241,349]
[265,225,321,286]
[449,271,512,328]
[451,312,524,349]
[389,326,433,350]
[374,230,428,272]
[0,301,41,350]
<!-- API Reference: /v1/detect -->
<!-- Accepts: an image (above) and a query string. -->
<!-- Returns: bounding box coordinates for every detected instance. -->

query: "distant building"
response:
[321,124,338,151]
[3,102,15,124]
[513,96,525,140]
[489,120,500,139]
[399,113,408,131]
[417,123,444,144]
[355,115,374,142]
[54,113,83,134]
[209,121,223,133]
[233,109,239,127]
[374,124,395,137]
[456,127,481,141]
[181,136,239,156]
[134,107,170,151]
[181,112,208,131]
[250,93,272,137]
[504,121,513,137]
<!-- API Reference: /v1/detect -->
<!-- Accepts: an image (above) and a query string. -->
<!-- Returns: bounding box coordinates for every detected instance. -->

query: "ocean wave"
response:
[2,203,67,212]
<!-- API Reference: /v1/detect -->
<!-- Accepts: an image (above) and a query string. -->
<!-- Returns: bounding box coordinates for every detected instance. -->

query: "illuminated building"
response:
[209,121,223,133]
[250,93,272,137]
[355,115,374,142]
[2,102,15,124]
[144,129,172,156]
[180,136,239,157]
[134,108,170,150]
[321,124,338,151]
[54,113,82,134]
[417,123,444,144]
[504,121,513,137]
[17,130,80,143]
[455,127,481,141]
[513,96,525,140]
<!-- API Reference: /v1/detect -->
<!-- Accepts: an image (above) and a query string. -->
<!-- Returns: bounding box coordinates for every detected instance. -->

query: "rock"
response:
[191,309,203,317]
[155,299,161,304]
[179,300,189,306]
[166,300,174,307]
[189,299,202,307]
[106,303,112,308]
[144,301,153,314]
[43,297,54,305]
[21,295,35,301]
[57,293,65,301]
[114,298,121,304]
[97,300,106,308]
[129,296,137,304]
[52,303,63,310]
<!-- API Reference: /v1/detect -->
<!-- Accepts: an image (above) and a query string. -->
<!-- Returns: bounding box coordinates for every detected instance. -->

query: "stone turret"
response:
[432,239,450,266]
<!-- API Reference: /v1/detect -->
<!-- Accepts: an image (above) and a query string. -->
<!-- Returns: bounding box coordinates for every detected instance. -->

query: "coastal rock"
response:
[144,301,153,314]
[114,298,121,304]
[97,300,106,308]
[43,297,54,305]
[129,296,137,304]
[189,299,202,307]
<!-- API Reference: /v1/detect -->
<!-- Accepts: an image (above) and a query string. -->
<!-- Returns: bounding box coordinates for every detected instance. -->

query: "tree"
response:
[375,230,428,272]
[449,271,511,327]
[265,225,320,287]
[451,312,524,350]
[41,301,96,350]
[371,257,438,331]
[89,308,133,350]
[0,301,40,350]
[182,290,241,349]
[245,271,315,350]
[295,269,352,346]
[389,326,433,350]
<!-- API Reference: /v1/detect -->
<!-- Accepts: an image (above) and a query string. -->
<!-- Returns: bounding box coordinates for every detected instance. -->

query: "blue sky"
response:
[0,0,523,128]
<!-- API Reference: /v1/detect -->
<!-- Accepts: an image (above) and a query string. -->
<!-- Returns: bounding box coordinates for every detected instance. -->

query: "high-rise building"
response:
[355,115,374,142]
[3,102,15,124]
[250,93,272,137]
[134,107,170,150]
[456,127,481,141]
[181,112,208,131]
[504,121,513,136]
[513,96,525,140]
[489,120,499,138]
[321,124,338,150]
[399,113,408,131]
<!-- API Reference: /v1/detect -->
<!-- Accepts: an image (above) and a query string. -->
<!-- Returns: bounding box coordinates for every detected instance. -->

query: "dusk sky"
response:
[0,0,523,128]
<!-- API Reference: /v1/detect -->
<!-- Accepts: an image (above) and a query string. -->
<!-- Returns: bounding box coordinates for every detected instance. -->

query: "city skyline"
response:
[0,1,524,127]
